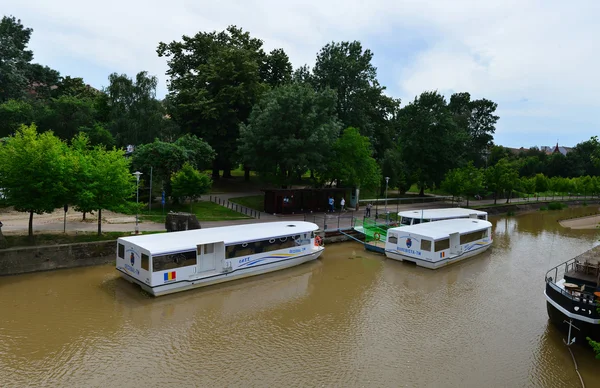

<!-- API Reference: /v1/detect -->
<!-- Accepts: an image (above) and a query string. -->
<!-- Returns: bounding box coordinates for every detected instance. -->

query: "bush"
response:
[506,210,515,216]
[548,202,567,210]
[539,206,548,211]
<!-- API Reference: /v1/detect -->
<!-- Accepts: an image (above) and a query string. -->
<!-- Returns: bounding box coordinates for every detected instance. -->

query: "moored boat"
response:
[384,218,493,269]
[544,247,600,344]
[116,221,324,296]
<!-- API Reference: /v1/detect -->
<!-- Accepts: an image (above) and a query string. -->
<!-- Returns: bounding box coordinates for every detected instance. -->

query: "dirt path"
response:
[559,215,600,230]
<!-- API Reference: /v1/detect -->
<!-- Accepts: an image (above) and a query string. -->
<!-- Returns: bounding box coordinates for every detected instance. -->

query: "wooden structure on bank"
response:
[263,188,348,214]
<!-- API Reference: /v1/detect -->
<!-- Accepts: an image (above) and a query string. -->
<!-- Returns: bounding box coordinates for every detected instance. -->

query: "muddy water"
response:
[1,207,600,387]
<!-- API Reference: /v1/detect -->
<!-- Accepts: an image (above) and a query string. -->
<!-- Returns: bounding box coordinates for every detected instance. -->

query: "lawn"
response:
[229,195,265,212]
[140,200,251,223]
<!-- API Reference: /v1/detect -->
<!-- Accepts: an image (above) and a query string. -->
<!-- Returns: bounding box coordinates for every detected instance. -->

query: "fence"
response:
[303,212,361,232]
[209,196,261,219]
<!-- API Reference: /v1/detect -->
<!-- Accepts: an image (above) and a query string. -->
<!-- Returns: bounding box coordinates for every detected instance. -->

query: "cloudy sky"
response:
[5,0,599,148]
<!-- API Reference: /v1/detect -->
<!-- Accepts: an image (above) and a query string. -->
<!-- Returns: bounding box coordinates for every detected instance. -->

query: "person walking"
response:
[366,202,372,217]
[328,196,334,212]
[340,197,346,212]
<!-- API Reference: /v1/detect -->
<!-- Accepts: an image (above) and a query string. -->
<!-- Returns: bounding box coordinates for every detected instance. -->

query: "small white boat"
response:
[116,221,324,296]
[384,218,493,269]
[398,207,488,226]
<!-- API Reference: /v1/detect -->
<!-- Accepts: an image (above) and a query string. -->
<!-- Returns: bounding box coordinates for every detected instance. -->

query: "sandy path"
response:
[559,215,600,230]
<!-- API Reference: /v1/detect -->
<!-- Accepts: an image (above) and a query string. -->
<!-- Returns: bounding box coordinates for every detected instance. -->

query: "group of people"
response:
[327,196,374,217]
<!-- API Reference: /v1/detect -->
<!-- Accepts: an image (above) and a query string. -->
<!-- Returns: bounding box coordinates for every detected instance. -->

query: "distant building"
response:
[504,143,572,156]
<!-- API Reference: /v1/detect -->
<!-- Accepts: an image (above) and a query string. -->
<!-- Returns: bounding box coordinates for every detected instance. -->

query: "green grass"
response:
[229,195,265,212]
[139,200,251,223]
[2,231,153,248]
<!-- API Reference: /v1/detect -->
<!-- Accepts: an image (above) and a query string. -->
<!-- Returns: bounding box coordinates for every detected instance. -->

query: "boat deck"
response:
[564,245,600,288]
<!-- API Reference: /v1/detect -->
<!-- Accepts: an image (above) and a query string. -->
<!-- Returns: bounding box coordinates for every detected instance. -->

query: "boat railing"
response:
[545,258,600,319]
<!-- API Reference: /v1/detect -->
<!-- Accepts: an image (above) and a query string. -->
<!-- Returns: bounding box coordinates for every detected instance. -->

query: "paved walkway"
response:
[0,194,595,235]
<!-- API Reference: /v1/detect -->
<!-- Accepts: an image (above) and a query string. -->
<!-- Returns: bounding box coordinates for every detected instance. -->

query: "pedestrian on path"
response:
[328,196,334,212]
[366,203,372,217]
[340,197,346,212]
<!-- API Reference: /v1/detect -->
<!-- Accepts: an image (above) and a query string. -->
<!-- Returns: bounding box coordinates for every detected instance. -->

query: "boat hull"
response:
[385,244,491,269]
[546,301,600,344]
[119,248,324,297]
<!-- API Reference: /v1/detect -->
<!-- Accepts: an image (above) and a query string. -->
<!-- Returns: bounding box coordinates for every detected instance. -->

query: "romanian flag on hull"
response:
[164,271,177,281]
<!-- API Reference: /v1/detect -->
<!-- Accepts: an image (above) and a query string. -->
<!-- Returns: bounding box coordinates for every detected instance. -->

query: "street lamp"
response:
[384,177,390,213]
[133,171,142,234]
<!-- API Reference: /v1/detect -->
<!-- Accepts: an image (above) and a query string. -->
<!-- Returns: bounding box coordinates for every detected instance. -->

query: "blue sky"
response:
[5,0,599,148]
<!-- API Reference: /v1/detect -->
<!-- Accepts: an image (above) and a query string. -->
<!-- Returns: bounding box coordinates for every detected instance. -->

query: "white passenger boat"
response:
[384,218,493,269]
[398,207,488,226]
[116,221,324,296]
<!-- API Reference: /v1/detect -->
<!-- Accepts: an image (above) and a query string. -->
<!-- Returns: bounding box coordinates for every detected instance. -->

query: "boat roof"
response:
[398,207,487,219]
[118,221,319,255]
[388,218,492,240]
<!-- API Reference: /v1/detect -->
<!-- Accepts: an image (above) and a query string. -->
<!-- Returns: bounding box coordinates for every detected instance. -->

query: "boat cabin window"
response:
[388,233,398,244]
[421,239,432,252]
[477,215,487,220]
[118,243,125,259]
[153,251,197,272]
[141,253,149,270]
[413,219,421,225]
[400,217,412,226]
[226,234,303,259]
[434,239,450,252]
[459,230,487,245]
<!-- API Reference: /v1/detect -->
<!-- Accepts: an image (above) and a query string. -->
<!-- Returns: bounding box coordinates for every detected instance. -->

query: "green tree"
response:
[0,99,34,136]
[238,83,340,186]
[313,41,400,159]
[261,48,293,87]
[0,124,71,236]
[174,133,216,171]
[131,140,189,196]
[519,176,536,200]
[397,91,467,195]
[0,16,33,102]
[534,173,549,199]
[79,123,115,148]
[39,95,96,140]
[461,162,484,206]
[171,162,212,211]
[448,92,499,167]
[498,160,520,203]
[105,71,174,146]
[441,168,464,203]
[158,26,271,179]
[380,147,413,195]
[320,127,381,190]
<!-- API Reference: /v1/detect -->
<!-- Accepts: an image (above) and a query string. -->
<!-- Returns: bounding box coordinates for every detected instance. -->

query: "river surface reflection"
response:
[1,207,599,387]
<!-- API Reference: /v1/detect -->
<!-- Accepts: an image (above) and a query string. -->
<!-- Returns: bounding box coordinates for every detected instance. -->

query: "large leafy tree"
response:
[312,41,400,159]
[441,168,464,203]
[380,147,413,195]
[0,124,71,236]
[397,91,467,195]
[174,134,216,171]
[104,71,174,146]
[448,92,499,167]
[261,48,293,87]
[320,127,381,190]
[0,16,33,102]
[0,99,34,137]
[238,83,340,186]
[38,95,96,140]
[158,26,275,179]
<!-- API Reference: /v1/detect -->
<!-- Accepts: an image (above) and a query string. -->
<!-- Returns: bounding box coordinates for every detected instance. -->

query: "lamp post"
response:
[133,171,142,234]
[384,176,390,213]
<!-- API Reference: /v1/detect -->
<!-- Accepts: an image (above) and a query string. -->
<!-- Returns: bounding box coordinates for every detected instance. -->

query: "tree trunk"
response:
[97,208,102,236]
[494,193,498,205]
[222,169,232,179]
[505,190,511,204]
[244,165,250,182]
[466,197,470,207]
[0,224,7,248]
[28,211,34,237]
[82,212,86,221]
[419,186,425,197]
[211,160,220,180]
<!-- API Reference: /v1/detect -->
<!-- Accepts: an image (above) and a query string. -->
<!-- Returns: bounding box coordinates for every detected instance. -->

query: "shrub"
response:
[548,202,566,210]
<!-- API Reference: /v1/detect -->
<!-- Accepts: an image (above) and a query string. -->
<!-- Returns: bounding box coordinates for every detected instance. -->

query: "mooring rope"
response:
[567,345,586,388]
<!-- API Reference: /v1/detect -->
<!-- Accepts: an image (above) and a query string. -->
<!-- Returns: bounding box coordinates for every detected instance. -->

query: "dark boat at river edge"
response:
[545,245,600,344]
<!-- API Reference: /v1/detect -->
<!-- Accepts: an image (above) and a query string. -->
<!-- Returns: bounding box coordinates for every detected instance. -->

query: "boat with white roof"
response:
[398,207,488,226]
[116,221,324,296]
[384,218,493,269]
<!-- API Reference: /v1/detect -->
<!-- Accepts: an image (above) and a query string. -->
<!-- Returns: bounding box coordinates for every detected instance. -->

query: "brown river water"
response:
[1,207,600,387]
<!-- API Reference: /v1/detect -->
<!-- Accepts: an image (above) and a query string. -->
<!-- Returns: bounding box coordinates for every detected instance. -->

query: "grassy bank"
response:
[140,200,251,223]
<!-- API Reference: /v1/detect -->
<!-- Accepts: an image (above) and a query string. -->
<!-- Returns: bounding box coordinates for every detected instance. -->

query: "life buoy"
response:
[314,236,323,246]
[374,232,381,241]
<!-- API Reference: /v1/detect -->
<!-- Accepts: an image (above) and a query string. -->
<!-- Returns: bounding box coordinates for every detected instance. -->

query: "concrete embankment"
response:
[0,241,114,276]
[473,199,600,215]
